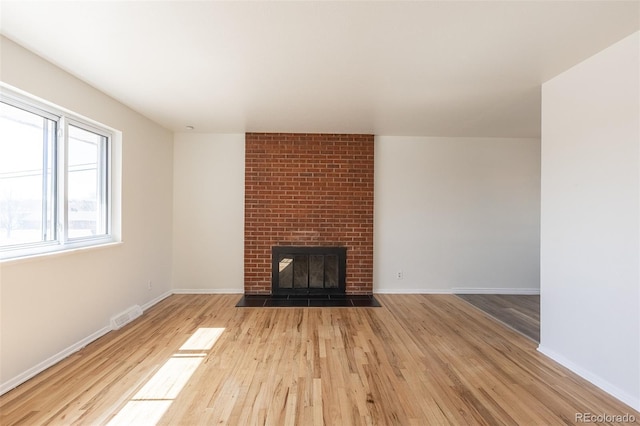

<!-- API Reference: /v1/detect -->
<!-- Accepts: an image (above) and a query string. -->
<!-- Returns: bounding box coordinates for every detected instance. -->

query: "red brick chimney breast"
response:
[244,133,374,295]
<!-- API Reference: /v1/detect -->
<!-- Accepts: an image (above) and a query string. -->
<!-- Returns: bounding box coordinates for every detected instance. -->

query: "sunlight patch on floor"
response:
[106,327,225,425]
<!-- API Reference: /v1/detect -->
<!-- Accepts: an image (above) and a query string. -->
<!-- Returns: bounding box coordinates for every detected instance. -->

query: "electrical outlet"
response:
[147,280,152,290]
[396,270,403,280]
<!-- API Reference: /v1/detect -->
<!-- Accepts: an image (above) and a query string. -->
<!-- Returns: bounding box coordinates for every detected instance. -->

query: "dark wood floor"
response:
[456,294,540,342]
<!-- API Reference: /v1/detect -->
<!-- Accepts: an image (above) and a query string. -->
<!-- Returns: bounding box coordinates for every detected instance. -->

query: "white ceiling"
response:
[1,1,639,137]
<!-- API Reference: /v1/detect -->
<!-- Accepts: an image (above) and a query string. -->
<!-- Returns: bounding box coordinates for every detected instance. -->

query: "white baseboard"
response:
[537,345,640,412]
[172,288,243,294]
[375,287,540,295]
[452,287,540,295]
[0,325,112,395]
[375,288,453,294]
[0,290,173,396]
[141,291,172,311]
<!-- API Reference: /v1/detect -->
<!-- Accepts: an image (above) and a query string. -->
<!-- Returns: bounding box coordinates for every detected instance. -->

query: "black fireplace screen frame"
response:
[271,246,347,295]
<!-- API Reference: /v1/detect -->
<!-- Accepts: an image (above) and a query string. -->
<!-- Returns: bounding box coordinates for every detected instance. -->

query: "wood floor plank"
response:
[456,294,540,342]
[1,294,638,425]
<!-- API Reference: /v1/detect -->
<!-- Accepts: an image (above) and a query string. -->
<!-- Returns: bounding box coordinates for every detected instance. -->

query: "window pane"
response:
[0,102,55,247]
[67,124,107,239]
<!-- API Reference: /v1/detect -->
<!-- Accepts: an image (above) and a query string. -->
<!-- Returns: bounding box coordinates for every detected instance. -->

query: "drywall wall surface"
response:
[172,133,244,293]
[0,36,174,389]
[540,32,640,410]
[374,136,540,294]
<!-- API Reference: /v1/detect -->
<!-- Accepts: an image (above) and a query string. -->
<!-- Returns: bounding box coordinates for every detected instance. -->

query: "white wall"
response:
[0,37,174,391]
[374,136,541,293]
[172,133,244,293]
[171,134,541,295]
[540,32,640,410]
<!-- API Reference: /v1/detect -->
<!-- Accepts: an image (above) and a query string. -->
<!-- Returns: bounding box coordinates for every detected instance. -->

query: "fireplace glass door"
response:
[272,247,346,295]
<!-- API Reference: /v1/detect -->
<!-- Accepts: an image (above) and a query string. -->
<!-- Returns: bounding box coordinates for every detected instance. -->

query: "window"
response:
[0,88,115,260]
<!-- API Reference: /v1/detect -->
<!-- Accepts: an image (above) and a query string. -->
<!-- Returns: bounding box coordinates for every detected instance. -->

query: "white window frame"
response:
[0,86,117,260]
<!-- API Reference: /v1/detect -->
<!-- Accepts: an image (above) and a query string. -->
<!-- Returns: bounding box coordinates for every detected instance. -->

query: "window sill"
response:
[0,241,123,266]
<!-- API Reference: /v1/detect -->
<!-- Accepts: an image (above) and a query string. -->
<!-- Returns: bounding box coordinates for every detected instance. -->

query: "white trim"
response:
[0,241,123,266]
[375,288,454,294]
[451,287,540,295]
[0,84,119,262]
[0,326,111,395]
[537,345,640,411]
[0,290,172,396]
[141,291,172,311]
[374,287,540,295]
[172,288,244,294]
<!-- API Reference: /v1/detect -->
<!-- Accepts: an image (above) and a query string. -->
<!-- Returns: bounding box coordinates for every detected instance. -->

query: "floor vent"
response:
[110,305,143,330]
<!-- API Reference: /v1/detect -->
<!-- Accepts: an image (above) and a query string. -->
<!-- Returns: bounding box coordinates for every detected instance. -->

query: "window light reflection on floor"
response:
[106,327,225,425]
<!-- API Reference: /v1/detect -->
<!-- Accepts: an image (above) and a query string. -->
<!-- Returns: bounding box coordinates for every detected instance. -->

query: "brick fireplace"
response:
[244,133,374,295]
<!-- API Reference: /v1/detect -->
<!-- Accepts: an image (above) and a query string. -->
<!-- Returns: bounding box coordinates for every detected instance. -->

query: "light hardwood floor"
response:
[1,294,638,425]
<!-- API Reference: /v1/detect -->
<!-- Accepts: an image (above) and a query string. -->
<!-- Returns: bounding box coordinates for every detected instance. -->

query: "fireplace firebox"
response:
[272,246,347,295]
